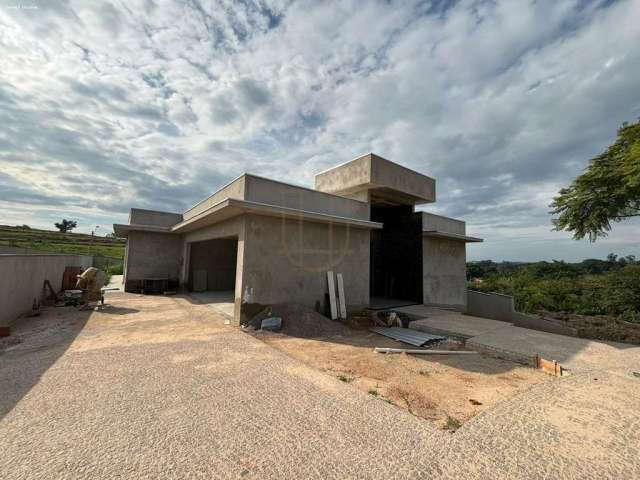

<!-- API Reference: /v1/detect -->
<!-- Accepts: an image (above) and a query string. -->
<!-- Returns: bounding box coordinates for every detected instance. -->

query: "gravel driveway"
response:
[1,293,639,479]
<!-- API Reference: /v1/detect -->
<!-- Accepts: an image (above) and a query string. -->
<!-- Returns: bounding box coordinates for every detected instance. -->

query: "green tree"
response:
[54,219,77,233]
[551,121,640,241]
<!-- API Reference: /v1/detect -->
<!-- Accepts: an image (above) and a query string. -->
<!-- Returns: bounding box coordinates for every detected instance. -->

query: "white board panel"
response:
[336,273,347,319]
[327,271,338,320]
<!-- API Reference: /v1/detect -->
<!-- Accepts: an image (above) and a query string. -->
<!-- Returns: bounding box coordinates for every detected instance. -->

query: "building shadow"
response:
[0,307,92,421]
[96,305,140,315]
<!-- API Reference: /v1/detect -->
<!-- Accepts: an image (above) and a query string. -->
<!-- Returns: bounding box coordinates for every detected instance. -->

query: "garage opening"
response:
[369,205,423,309]
[188,237,238,319]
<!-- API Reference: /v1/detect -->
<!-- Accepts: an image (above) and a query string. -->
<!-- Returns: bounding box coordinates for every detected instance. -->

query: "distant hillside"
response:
[0,225,125,259]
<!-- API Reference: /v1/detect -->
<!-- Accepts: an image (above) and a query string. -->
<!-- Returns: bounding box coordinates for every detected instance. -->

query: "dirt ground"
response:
[251,326,551,430]
[539,310,640,344]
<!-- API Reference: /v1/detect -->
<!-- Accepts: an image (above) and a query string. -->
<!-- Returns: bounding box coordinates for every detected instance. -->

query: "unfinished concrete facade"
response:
[114,154,481,325]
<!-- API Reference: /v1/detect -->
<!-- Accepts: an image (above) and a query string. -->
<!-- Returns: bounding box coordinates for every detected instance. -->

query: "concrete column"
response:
[232,218,246,326]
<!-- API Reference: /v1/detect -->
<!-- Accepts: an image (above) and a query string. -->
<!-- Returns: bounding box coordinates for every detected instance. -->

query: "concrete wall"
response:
[467,290,514,321]
[0,254,93,326]
[422,237,466,310]
[315,153,436,203]
[238,214,370,324]
[315,154,372,195]
[421,212,465,235]
[189,238,237,291]
[369,154,435,203]
[511,311,579,337]
[467,290,580,336]
[124,231,182,290]
[183,176,246,221]
[245,174,370,220]
[129,208,182,226]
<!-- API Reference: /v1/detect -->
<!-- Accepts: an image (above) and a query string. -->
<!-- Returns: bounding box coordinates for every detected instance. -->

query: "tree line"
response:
[468,255,640,322]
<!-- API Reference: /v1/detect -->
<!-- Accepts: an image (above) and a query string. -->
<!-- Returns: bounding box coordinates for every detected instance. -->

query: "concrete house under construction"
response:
[114,154,482,325]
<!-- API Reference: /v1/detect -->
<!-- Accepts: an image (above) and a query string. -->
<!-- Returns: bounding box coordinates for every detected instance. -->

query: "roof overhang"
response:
[422,230,483,243]
[172,198,383,233]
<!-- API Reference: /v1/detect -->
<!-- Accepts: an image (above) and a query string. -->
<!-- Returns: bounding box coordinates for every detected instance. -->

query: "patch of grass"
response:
[0,225,125,259]
[367,388,379,396]
[383,397,395,405]
[419,370,430,376]
[444,415,462,432]
[337,374,353,383]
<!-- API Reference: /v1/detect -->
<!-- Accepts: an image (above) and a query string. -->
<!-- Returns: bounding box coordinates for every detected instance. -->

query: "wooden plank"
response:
[327,271,338,320]
[535,355,564,376]
[336,273,347,319]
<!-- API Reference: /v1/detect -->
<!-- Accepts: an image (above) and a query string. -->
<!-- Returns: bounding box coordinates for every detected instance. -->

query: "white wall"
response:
[0,254,93,326]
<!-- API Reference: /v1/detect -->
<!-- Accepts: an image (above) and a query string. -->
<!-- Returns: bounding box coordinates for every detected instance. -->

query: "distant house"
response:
[114,153,482,325]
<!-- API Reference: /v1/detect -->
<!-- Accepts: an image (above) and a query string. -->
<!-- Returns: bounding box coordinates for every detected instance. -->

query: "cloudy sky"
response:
[1,0,639,261]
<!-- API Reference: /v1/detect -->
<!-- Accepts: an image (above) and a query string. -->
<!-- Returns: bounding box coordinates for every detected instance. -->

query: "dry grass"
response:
[252,328,551,430]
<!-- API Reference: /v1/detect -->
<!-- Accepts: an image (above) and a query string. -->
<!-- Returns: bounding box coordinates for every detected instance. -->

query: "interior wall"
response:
[188,238,238,291]
[369,205,423,302]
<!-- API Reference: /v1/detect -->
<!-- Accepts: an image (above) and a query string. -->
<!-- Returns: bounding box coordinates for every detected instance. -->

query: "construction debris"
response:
[370,327,446,347]
[245,303,349,338]
[260,317,282,331]
[375,310,411,328]
[535,355,565,376]
[374,347,478,355]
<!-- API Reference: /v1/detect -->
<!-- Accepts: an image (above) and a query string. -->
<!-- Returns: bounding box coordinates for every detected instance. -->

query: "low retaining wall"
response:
[467,290,514,322]
[511,312,579,337]
[467,289,580,337]
[0,254,93,327]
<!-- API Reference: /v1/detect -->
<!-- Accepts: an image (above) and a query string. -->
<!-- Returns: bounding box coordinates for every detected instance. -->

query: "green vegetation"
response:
[54,219,78,233]
[468,254,640,322]
[0,225,125,259]
[444,416,462,431]
[551,120,640,241]
[337,374,353,383]
[106,263,124,275]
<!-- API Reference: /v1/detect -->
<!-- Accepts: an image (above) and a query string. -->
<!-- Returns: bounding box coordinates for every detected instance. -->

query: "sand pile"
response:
[245,303,349,338]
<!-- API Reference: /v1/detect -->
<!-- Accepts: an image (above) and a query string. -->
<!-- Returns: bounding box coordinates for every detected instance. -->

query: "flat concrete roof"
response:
[315,153,436,205]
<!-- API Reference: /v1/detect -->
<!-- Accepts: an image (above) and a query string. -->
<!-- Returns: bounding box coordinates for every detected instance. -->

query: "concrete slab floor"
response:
[468,325,640,373]
[188,290,235,321]
[399,305,511,338]
[104,274,123,292]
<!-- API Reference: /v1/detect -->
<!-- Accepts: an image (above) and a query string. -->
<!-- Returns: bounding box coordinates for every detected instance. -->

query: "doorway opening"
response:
[369,205,422,309]
[188,236,238,319]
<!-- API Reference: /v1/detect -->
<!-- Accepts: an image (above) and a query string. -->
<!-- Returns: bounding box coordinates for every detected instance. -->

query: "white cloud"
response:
[0,0,638,258]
